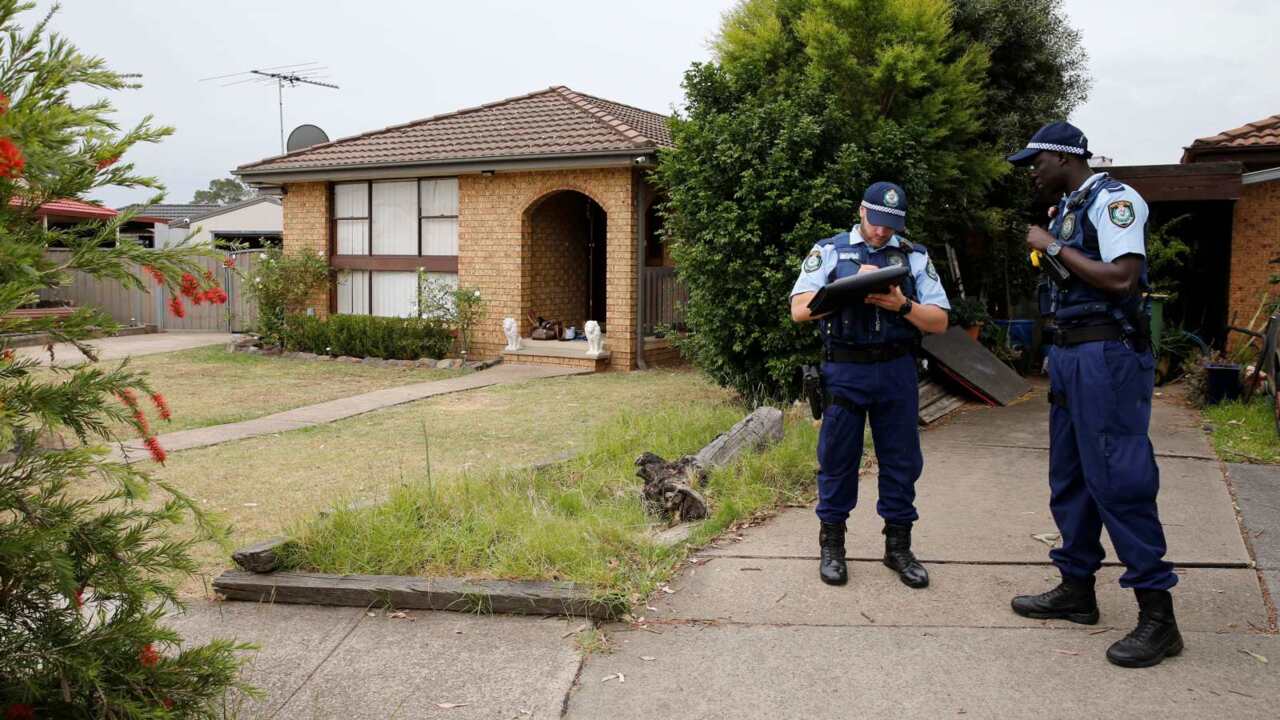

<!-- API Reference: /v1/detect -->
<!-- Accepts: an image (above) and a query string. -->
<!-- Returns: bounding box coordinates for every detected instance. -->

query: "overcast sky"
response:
[33,1,1280,209]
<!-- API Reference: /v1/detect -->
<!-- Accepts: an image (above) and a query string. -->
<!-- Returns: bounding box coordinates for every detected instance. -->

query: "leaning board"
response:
[920,326,1030,406]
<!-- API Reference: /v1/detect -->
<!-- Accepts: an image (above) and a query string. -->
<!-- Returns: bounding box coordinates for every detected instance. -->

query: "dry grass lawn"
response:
[38,345,464,438]
[125,368,733,595]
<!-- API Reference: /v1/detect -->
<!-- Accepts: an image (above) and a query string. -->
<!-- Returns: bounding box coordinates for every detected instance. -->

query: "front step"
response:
[502,340,611,372]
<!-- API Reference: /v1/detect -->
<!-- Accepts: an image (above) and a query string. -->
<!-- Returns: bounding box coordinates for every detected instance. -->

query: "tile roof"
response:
[169,196,280,228]
[1187,114,1280,151]
[118,203,222,222]
[236,86,673,175]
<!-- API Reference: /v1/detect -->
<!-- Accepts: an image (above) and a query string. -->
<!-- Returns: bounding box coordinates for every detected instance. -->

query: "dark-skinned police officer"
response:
[1007,122,1182,668]
[790,182,950,589]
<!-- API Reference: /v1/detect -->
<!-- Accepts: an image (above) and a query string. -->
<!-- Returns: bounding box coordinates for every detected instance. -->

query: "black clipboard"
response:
[806,265,909,316]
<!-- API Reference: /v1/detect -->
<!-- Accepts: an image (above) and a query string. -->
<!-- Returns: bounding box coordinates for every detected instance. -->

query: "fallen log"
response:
[637,406,784,523]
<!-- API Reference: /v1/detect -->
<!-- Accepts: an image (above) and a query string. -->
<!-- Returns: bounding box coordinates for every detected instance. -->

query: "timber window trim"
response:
[331,178,458,264]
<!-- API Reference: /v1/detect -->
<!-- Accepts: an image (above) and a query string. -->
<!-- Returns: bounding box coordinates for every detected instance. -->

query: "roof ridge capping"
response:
[551,85,656,149]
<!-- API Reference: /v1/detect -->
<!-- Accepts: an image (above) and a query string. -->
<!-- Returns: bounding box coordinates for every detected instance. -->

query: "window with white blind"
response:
[331,179,459,317]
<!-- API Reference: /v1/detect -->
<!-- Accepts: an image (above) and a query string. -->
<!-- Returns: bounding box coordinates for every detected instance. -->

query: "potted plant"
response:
[949,296,990,340]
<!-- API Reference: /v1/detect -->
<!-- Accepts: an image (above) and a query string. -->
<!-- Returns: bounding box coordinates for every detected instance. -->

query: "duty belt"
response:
[1050,323,1124,347]
[825,343,913,364]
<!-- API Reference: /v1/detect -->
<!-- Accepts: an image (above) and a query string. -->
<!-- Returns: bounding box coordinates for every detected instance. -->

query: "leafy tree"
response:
[190,177,251,205]
[657,0,1003,401]
[948,0,1089,317]
[0,2,253,716]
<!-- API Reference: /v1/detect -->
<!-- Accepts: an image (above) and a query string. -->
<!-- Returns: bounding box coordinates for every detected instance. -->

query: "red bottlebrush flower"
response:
[1,348,13,362]
[0,137,26,179]
[0,93,9,113]
[150,392,172,421]
[161,698,174,710]
[131,409,151,436]
[190,292,204,306]
[203,269,215,283]
[117,388,140,409]
[138,643,160,668]
[74,587,84,609]
[223,256,236,268]
[143,265,168,284]
[168,296,186,318]
[208,287,228,305]
[144,436,167,465]
[96,155,119,170]
[179,272,199,299]
[4,704,35,720]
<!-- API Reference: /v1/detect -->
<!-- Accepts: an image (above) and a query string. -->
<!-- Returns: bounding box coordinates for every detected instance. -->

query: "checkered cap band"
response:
[861,200,906,217]
[1026,142,1087,155]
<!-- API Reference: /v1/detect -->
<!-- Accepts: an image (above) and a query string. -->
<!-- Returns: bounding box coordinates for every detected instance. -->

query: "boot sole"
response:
[1010,604,1100,625]
[1106,637,1184,668]
[820,575,848,586]
[883,559,929,588]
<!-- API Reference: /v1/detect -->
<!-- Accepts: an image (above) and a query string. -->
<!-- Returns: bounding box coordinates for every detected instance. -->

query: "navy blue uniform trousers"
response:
[1047,339,1177,590]
[816,354,922,526]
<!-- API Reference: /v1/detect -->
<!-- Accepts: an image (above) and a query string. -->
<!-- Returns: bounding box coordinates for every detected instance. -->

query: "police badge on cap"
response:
[861,181,908,232]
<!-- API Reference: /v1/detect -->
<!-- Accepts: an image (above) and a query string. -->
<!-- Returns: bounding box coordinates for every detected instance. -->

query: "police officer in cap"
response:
[1008,121,1182,668]
[790,182,950,588]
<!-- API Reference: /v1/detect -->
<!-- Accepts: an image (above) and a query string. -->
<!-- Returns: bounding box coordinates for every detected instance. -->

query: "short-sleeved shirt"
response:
[1075,172,1149,262]
[790,227,950,310]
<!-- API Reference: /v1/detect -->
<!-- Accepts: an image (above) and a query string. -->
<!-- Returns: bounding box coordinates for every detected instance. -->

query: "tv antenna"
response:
[201,62,339,153]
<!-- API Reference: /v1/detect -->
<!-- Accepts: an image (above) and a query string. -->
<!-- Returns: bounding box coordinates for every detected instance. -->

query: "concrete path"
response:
[112,363,591,462]
[565,384,1278,719]
[1227,463,1280,614]
[16,331,232,366]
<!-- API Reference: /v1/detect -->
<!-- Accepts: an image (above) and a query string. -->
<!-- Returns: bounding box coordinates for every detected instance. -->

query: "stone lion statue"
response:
[502,317,521,351]
[584,320,604,357]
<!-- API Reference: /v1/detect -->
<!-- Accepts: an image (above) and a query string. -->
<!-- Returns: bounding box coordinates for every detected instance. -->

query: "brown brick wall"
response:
[459,168,639,369]
[1228,181,1280,347]
[527,191,592,329]
[282,182,331,318]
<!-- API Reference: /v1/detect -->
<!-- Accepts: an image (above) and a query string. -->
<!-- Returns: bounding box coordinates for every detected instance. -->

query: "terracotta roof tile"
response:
[237,86,673,175]
[1188,114,1280,150]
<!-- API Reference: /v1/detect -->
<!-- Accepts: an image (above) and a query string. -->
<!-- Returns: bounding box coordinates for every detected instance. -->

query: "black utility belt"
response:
[1050,323,1124,347]
[825,343,913,364]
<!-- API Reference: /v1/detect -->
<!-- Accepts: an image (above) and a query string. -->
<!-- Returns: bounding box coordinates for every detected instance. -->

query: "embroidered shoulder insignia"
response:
[1108,200,1136,228]
[926,259,939,281]
[802,249,822,273]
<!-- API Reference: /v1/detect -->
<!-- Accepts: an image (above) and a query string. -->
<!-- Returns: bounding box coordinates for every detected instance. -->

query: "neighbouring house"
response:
[233,85,683,370]
[1181,114,1280,343]
[118,197,282,249]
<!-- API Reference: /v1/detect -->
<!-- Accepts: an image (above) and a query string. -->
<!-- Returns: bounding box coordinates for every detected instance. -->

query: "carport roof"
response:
[235,86,673,177]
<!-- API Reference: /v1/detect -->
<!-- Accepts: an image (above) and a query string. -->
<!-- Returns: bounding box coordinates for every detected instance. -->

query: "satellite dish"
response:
[286,124,329,152]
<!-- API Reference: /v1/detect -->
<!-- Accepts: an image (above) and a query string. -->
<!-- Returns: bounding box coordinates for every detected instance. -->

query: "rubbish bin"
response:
[1204,363,1241,405]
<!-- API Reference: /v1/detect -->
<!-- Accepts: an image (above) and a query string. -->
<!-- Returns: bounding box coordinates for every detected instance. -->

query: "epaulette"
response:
[899,238,926,254]
[817,232,848,248]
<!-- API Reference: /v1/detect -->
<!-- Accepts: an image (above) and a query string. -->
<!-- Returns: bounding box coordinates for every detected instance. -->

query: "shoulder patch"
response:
[925,259,939,281]
[802,249,822,273]
[1108,200,1136,228]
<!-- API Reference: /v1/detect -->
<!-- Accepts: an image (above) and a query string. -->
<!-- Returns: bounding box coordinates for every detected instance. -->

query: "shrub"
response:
[0,3,254,715]
[282,314,454,360]
[949,296,991,329]
[243,247,329,346]
[416,272,487,358]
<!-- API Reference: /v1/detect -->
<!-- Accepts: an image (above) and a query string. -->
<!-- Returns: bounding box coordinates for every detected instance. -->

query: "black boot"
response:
[1011,575,1100,625]
[818,521,848,586]
[882,523,929,588]
[1106,589,1184,668]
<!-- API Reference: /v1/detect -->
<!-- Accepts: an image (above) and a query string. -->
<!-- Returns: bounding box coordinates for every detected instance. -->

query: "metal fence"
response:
[641,266,688,337]
[39,249,260,333]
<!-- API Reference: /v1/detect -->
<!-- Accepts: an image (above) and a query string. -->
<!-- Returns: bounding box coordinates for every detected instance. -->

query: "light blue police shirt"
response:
[790,227,950,310]
[1073,172,1149,263]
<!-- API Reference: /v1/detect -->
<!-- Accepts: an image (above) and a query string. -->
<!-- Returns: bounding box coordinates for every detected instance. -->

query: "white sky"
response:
[32,1,1280,208]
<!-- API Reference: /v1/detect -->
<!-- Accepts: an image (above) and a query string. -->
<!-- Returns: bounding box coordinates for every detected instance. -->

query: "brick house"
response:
[234,86,683,370]
[1181,114,1280,342]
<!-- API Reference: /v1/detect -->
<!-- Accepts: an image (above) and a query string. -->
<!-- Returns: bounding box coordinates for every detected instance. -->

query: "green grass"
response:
[1204,397,1280,464]
[37,345,464,438]
[286,400,819,603]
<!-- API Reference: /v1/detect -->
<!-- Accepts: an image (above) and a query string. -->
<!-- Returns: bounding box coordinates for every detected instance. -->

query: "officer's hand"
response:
[1025,225,1055,252]
[865,283,907,312]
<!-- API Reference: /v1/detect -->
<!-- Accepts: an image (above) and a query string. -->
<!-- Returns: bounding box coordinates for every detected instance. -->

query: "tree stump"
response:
[636,406,784,524]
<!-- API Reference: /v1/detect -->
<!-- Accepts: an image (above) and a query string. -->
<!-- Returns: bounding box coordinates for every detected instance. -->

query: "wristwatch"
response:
[1045,240,1063,257]
[897,299,913,317]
